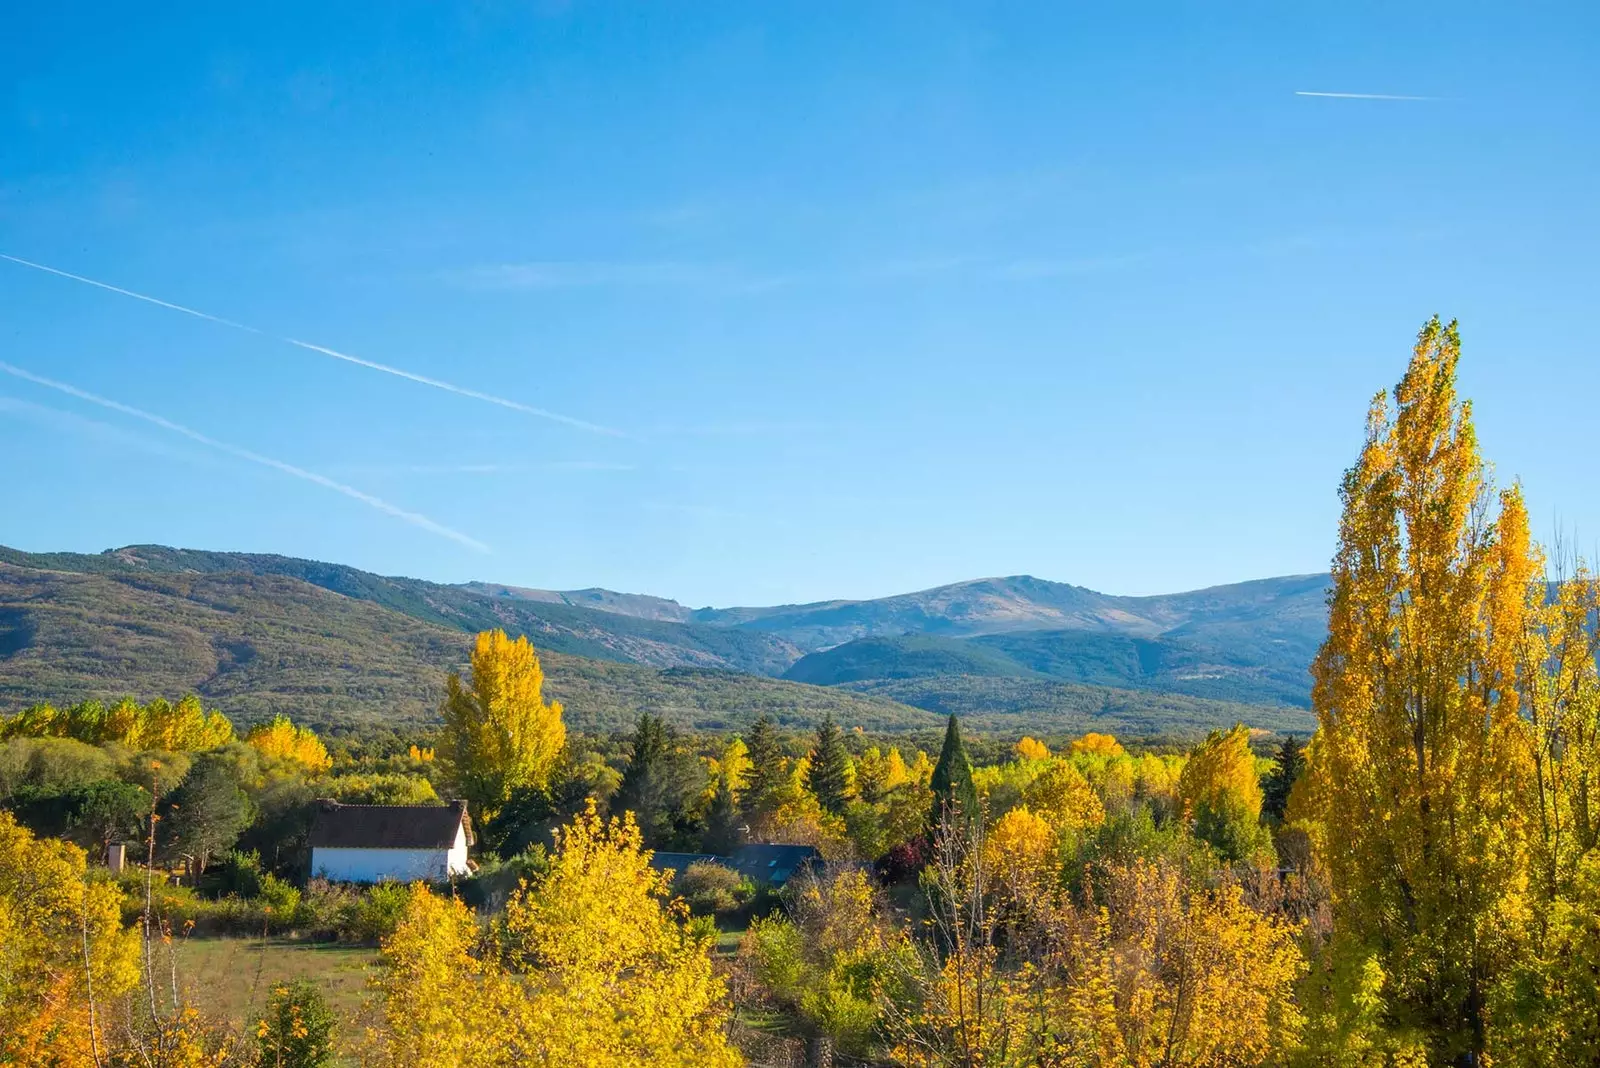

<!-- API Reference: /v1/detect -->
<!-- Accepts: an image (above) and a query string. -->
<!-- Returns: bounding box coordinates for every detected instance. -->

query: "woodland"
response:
[2,319,1597,1067]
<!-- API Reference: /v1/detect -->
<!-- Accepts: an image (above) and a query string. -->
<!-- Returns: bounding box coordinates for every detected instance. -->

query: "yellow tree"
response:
[1022,760,1105,837]
[440,629,566,821]
[1308,317,1531,1064]
[1013,737,1050,762]
[245,715,333,775]
[0,810,140,1066]
[1077,859,1307,1066]
[369,886,512,1068]
[1177,723,1269,862]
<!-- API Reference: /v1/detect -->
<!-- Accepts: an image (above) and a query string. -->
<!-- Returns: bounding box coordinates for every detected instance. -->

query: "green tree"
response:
[929,714,977,828]
[742,715,788,820]
[806,714,854,816]
[160,755,253,877]
[1261,734,1305,823]
[614,714,708,848]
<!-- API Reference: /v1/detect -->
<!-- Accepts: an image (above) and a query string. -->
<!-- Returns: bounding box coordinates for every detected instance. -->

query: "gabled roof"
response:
[309,800,471,851]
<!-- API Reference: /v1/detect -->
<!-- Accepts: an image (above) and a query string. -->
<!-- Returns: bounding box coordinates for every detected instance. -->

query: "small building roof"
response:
[730,843,822,887]
[649,852,722,879]
[309,800,472,851]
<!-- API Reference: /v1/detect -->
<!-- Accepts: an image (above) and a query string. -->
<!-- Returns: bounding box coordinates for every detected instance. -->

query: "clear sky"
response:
[3,3,1597,607]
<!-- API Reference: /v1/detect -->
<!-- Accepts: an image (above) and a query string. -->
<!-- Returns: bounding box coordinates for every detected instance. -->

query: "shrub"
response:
[258,874,304,929]
[344,881,411,943]
[676,860,753,916]
[213,849,265,898]
[255,979,336,1068]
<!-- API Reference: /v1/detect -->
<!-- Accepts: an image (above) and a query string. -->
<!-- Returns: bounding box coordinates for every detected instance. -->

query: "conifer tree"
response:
[806,714,854,815]
[1261,734,1304,822]
[615,714,705,847]
[929,714,977,827]
[742,715,788,819]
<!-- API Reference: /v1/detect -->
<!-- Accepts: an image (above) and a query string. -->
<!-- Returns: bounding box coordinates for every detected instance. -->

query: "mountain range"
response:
[0,544,1328,739]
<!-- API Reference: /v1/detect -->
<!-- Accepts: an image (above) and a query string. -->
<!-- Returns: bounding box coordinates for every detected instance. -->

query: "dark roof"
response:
[649,852,722,878]
[309,800,471,850]
[730,843,823,886]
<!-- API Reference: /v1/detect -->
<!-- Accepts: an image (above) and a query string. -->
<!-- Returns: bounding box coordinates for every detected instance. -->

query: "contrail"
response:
[0,360,491,554]
[1295,91,1441,101]
[0,252,618,436]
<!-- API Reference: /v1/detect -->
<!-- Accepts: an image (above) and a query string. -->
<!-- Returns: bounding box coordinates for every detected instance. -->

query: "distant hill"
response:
[785,628,1316,709]
[0,560,932,736]
[0,543,1327,738]
[0,545,801,676]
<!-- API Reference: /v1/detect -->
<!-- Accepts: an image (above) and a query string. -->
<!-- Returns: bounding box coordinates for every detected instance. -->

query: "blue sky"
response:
[3,2,1597,607]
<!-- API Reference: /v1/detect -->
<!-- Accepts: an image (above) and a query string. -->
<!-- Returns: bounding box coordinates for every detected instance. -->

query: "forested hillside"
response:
[0,556,1300,738]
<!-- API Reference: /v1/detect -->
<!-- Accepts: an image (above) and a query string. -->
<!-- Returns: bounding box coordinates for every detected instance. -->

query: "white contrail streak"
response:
[283,338,616,434]
[0,360,491,554]
[0,252,618,436]
[1294,91,1441,101]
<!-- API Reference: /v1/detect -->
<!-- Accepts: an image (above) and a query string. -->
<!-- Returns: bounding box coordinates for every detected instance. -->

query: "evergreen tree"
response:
[742,715,787,819]
[160,755,253,878]
[702,774,743,855]
[614,714,706,848]
[1260,734,1304,822]
[806,714,854,815]
[929,714,977,828]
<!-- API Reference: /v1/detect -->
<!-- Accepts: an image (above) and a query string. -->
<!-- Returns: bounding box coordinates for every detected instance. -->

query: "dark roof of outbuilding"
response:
[649,852,722,877]
[730,843,823,885]
[308,800,471,851]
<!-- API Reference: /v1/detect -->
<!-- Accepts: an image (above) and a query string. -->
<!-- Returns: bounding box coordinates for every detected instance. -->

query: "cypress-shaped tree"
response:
[1261,733,1305,822]
[806,714,854,815]
[929,714,977,828]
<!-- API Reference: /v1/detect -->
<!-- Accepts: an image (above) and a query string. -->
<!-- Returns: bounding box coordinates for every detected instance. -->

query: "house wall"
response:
[312,844,461,884]
[446,824,468,875]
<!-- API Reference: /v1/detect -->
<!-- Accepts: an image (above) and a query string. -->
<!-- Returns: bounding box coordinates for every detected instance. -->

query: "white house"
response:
[308,799,472,883]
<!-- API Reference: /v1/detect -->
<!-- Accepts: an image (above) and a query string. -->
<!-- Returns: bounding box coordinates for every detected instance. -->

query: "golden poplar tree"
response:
[440,629,566,821]
[1308,317,1531,1063]
[245,715,333,774]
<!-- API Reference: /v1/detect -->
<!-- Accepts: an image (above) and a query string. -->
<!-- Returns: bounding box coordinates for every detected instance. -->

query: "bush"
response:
[255,979,336,1068]
[344,881,411,943]
[460,846,549,912]
[258,874,304,929]
[676,860,754,916]
[213,849,265,898]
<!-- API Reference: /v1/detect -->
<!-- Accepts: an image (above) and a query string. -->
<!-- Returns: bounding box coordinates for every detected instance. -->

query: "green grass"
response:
[168,937,376,1059]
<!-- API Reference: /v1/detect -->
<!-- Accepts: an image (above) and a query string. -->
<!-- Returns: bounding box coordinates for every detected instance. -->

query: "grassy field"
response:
[168,937,377,1058]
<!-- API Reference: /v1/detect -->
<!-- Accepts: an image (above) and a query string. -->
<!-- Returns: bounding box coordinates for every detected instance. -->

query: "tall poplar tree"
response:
[1308,318,1531,1065]
[440,629,567,823]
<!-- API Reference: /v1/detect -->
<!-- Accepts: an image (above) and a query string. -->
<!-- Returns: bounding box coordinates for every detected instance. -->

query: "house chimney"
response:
[107,842,126,873]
